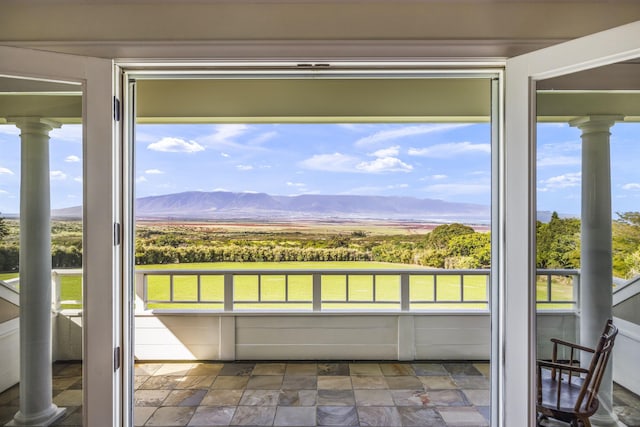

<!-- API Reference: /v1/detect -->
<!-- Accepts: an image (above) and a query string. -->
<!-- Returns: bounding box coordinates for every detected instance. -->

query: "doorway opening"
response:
[124,69,501,426]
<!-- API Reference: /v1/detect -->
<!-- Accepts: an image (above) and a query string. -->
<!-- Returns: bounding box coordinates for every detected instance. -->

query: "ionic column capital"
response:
[569,115,624,135]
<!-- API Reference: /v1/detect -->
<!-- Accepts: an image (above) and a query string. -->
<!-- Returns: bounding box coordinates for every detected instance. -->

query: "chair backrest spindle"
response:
[575,319,618,413]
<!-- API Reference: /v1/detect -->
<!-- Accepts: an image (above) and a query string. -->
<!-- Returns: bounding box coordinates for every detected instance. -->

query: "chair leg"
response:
[536,413,546,426]
[570,418,591,427]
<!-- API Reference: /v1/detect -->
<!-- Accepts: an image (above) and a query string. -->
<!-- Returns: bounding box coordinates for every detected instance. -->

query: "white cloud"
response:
[622,183,640,191]
[0,189,9,194]
[65,155,80,163]
[148,137,204,153]
[371,146,400,158]
[50,170,67,180]
[341,183,409,195]
[50,125,82,142]
[421,174,448,181]
[145,169,164,175]
[542,123,570,128]
[355,124,470,147]
[0,125,19,136]
[539,172,582,190]
[236,164,254,171]
[300,152,412,174]
[221,152,230,158]
[0,167,14,175]
[408,141,490,158]
[249,131,278,145]
[424,183,490,196]
[337,124,367,132]
[287,182,305,187]
[537,155,580,167]
[212,188,229,192]
[537,140,581,168]
[299,153,359,172]
[356,157,413,173]
[134,132,158,144]
[202,124,249,148]
[136,176,147,183]
[74,176,83,183]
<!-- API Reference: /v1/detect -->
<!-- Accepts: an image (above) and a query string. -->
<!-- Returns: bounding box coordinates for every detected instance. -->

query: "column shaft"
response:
[8,117,65,426]
[570,115,622,427]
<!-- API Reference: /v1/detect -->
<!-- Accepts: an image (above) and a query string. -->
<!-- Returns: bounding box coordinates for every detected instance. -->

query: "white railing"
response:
[51,268,83,311]
[0,278,19,306]
[133,268,581,313]
[536,269,580,309]
[1,267,582,312]
[613,274,640,306]
[136,268,492,312]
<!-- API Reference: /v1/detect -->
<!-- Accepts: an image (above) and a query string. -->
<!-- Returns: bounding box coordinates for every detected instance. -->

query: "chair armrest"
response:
[550,338,595,353]
[537,360,589,375]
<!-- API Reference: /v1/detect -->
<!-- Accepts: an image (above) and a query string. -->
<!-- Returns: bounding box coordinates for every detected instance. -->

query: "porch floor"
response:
[0,361,638,426]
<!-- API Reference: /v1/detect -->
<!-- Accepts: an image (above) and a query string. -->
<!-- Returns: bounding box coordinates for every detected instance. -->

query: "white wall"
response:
[613,317,640,396]
[0,318,19,394]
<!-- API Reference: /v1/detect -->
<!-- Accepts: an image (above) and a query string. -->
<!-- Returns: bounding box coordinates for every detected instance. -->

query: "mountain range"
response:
[53,190,491,223]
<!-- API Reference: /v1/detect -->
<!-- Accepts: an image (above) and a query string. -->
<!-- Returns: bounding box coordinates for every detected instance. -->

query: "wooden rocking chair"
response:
[537,319,618,427]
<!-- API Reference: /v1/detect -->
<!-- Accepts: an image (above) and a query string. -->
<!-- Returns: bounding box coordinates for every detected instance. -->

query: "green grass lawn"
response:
[535,275,575,310]
[0,272,18,281]
[2,262,575,311]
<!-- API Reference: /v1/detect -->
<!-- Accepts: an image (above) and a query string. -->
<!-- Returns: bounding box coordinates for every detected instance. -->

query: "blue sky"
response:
[0,122,638,217]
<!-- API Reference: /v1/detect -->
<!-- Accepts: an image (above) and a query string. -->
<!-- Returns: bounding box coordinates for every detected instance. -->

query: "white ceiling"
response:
[1,1,639,58]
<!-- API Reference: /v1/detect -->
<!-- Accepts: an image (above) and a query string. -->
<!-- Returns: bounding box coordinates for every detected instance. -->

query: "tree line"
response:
[1,212,639,279]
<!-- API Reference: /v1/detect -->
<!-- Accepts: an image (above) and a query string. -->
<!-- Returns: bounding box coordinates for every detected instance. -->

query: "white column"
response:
[570,115,623,427]
[7,117,66,426]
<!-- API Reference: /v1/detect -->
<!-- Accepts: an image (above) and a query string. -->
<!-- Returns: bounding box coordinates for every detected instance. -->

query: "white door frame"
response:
[0,45,121,427]
[504,20,640,427]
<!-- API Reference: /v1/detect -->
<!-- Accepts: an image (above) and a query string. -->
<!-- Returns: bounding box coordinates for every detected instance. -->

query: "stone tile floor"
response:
[0,361,638,426]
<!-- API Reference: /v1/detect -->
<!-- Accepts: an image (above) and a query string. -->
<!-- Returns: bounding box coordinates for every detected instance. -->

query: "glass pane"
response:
[536,61,640,422]
[0,76,84,425]
[131,76,495,422]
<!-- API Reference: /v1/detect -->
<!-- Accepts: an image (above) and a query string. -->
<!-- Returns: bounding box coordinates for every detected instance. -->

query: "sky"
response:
[0,121,639,217]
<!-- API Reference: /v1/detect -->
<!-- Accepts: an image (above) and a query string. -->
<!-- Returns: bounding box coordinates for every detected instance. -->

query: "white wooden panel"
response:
[0,318,19,393]
[237,315,396,329]
[613,317,640,396]
[536,313,577,360]
[398,316,415,361]
[54,313,83,361]
[414,315,490,360]
[237,327,396,345]
[417,328,490,346]
[236,315,398,360]
[219,316,235,360]
[134,315,220,360]
[236,344,397,360]
[416,344,490,360]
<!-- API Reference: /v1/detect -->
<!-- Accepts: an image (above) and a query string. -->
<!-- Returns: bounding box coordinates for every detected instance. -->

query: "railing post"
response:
[572,273,580,312]
[400,273,410,312]
[313,273,322,312]
[134,271,146,312]
[51,270,61,312]
[485,273,491,305]
[224,273,234,312]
